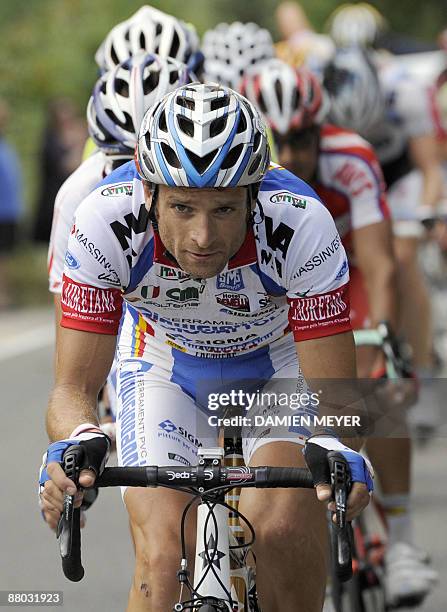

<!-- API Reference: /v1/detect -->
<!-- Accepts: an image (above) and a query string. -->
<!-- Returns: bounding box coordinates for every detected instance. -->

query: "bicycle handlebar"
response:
[95,465,314,489]
[58,447,353,584]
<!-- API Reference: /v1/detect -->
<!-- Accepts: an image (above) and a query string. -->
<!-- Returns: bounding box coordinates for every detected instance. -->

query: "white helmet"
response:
[242,59,329,135]
[95,6,200,73]
[87,52,191,158]
[323,48,385,134]
[136,83,270,188]
[327,3,386,48]
[202,22,275,91]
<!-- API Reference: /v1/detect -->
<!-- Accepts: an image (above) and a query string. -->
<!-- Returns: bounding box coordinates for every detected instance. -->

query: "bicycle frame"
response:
[189,447,252,611]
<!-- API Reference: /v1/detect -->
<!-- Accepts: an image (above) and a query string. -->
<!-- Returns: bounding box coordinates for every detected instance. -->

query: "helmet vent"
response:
[169,70,179,85]
[111,44,119,66]
[248,154,261,176]
[236,111,247,134]
[210,116,227,137]
[139,32,146,50]
[142,151,155,174]
[144,71,160,94]
[155,23,162,36]
[178,115,195,137]
[177,96,195,110]
[161,142,182,168]
[170,31,181,59]
[257,91,267,114]
[105,109,134,132]
[158,110,168,132]
[253,131,261,152]
[210,96,229,111]
[274,79,283,112]
[144,132,152,151]
[186,149,216,174]
[221,143,243,169]
[115,78,129,97]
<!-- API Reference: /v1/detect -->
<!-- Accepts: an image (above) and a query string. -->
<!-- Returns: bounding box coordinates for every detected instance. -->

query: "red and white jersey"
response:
[315,124,389,254]
[60,161,352,359]
[47,151,110,293]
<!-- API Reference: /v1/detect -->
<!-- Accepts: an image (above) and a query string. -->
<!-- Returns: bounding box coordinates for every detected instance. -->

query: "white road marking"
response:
[0,323,54,361]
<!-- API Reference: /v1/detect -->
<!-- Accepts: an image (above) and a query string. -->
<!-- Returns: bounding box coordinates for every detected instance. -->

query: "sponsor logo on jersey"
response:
[216,292,250,312]
[141,285,160,299]
[292,234,341,279]
[166,286,202,303]
[74,229,120,281]
[166,339,187,352]
[216,270,245,291]
[335,259,349,280]
[110,203,150,257]
[289,289,347,323]
[270,191,307,209]
[101,182,133,197]
[158,419,202,448]
[65,251,80,269]
[98,271,120,286]
[157,266,190,281]
[168,452,190,466]
[62,280,117,314]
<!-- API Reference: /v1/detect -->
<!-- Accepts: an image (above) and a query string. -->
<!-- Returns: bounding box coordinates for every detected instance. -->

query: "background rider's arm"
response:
[46,327,117,441]
[352,220,397,329]
[408,133,444,209]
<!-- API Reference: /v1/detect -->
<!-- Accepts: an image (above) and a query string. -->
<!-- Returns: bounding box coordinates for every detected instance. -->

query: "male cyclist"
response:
[40,84,372,612]
[244,58,437,607]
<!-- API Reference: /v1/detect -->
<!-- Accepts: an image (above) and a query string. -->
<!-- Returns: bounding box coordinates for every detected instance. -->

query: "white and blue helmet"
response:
[87,52,191,158]
[136,83,270,188]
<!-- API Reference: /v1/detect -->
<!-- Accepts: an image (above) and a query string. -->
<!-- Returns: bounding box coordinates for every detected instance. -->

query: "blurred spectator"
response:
[0,99,23,309]
[32,98,86,243]
[275,1,334,73]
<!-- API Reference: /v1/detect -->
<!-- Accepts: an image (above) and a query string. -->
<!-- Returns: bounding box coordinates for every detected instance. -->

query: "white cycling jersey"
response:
[60,160,351,358]
[48,150,110,293]
[60,160,352,473]
[367,55,434,169]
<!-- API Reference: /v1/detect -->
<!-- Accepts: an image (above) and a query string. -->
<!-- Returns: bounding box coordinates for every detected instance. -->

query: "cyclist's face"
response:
[275,126,320,183]
[146,184,251,278]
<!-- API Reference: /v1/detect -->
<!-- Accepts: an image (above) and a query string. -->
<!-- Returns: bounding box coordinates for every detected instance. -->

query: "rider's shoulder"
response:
[320,124,377,160]
[77,160,144,219]
[55,150,107,206]
[259,163,322,212]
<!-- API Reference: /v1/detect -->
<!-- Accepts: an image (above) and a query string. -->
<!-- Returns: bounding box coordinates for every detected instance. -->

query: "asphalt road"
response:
[0,308,445,612]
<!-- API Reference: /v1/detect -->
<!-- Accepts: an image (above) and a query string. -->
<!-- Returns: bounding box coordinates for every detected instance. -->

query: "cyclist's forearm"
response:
[363,264,398,329]
[420,164,444,209]
[46,384,99,441]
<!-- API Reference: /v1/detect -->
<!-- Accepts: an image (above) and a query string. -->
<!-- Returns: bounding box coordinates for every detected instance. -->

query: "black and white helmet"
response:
[136,83,270,188]
[323,48,385,134]
[87,52,191,158]
[202,22,274,91]
[95,6,200,73]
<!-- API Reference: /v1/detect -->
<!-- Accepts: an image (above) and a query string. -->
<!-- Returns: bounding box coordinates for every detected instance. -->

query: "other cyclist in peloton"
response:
[201,21,275,92]
[243,58,438,609]
[40,83,373,612]
[323,49,440,606]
